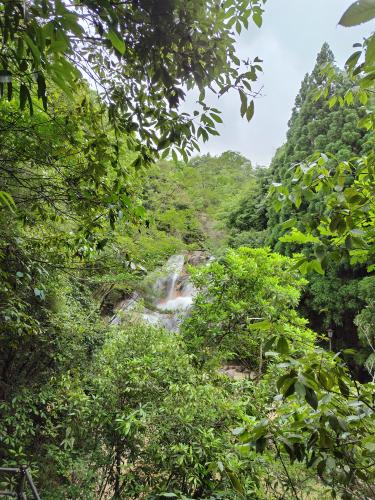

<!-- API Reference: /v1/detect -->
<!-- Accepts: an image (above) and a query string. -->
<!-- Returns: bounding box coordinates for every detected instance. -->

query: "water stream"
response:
[110,253,201,332]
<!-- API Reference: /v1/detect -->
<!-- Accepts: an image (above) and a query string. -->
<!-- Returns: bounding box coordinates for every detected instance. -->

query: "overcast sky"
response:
[189,0,374,166]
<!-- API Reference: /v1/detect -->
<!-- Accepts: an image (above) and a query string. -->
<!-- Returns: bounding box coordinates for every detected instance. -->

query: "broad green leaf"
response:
[23,33,41,66]
[248,319,271,330]
[210,113,223,123]
[339,0,375,26]
[276,336,289,355]
[308,259,324,275]
[277,371,296,391]
[279,229,320,245]
[294,381,306,399]
[255,436,266,453]
[345,50,362,70]
[239,90,247,117]
[328,95,337,109]
[264,335,276,351]
[307,430,319,448]
[246,100,255,121]
[357,115,372,129]
[366,35,375,65]
[20,84,30,112]
[338,379,350,398]
[279,436,295,459]
[305,387,318,410]
[253,12,262,28]
[107,29,126,54]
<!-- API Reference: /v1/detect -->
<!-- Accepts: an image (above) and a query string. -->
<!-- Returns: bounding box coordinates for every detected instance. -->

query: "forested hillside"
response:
[228,43,374,378]
[0,1,374,499]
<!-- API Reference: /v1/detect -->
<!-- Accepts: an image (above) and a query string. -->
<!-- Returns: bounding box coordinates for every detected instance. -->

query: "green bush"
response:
[182,247,312,371]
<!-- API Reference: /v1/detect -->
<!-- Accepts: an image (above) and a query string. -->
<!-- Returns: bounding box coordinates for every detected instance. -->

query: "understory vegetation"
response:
[0,0,374,499]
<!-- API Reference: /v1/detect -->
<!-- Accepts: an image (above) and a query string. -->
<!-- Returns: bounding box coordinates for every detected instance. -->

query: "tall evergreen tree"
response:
[227,44,371,360]
[268,43,368,249]
[269,44,370,359]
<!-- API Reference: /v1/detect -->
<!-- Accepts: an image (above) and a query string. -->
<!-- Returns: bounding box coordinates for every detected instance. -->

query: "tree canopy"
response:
[1,1,375,499]
[1,0,264,164]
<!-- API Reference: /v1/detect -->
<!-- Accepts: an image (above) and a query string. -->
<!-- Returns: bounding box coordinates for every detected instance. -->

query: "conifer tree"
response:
[228,44,370,357]
[268,43,367,249]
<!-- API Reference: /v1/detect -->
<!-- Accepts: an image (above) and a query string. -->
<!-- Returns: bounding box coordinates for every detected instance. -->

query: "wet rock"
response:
[219,364,256,381]
[186,250,209,267]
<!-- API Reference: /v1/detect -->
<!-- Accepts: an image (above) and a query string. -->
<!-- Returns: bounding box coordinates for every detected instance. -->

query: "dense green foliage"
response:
[227,166,270,248]
[1,0,374,498]
[140,152,255,253]
[182,247,311,371]
[228,42,375,378]
[230,43,369,251]
[221,8,375,495]
[0,0,264,170]
[184,248,374,499]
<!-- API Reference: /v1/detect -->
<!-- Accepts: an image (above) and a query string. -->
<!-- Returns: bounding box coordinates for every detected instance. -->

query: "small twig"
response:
[273,439,300,500]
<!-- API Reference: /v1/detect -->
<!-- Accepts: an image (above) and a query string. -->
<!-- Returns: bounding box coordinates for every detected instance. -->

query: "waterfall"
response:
[110,252,253,379]
[111,252,207,331]
[155,254,193,312]
[167,270,179,300]
[154,254,185,299]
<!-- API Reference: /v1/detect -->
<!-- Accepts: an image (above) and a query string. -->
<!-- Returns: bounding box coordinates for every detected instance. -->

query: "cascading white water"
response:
[154,254,184,296]
[111,253,201,331]
[153,254,194,312]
